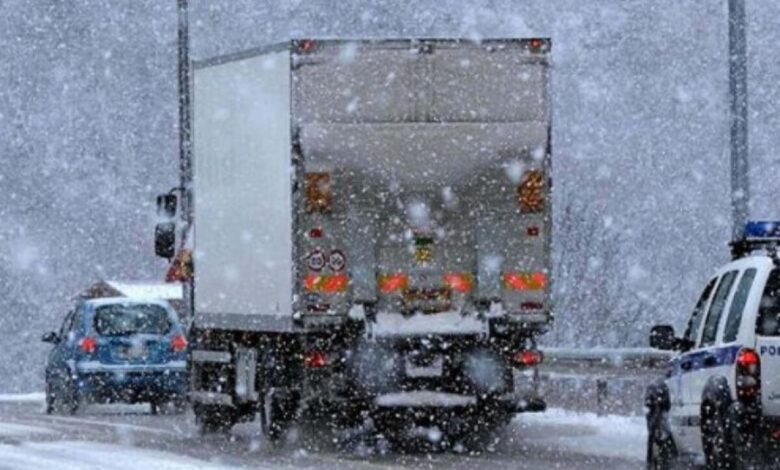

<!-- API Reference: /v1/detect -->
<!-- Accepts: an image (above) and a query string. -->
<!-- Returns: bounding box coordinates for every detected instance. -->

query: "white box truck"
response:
[156,38,552,443]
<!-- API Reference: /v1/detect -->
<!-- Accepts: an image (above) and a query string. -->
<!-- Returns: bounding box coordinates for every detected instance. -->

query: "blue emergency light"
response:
[744,221,780,239]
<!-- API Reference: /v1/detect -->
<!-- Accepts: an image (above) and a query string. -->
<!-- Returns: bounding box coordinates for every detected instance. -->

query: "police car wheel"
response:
[702,401,736,470]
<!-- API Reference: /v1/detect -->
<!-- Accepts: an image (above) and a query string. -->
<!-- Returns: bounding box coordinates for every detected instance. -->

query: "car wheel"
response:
[64,380,81,415]
[702,401,735,470]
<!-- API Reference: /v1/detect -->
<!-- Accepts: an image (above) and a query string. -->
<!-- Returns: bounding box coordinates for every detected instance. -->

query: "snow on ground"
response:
[0,393,44,403]
[0,441,240,470]
[0,422,54,438]
[516,408,647,461]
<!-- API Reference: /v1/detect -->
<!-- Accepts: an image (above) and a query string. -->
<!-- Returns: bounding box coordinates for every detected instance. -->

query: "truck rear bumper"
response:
[373,391,545,413]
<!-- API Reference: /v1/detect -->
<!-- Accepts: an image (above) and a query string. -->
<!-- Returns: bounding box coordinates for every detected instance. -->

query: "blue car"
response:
[42,298,188,414]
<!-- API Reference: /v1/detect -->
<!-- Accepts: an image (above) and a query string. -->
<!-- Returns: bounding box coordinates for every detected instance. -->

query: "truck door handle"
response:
[703,355,718,367]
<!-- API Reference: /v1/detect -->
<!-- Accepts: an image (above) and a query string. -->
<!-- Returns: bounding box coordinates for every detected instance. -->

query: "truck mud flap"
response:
[512,396,546,413]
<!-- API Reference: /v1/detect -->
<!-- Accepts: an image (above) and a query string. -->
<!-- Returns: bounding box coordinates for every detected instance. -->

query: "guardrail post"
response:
[596,379,608,416]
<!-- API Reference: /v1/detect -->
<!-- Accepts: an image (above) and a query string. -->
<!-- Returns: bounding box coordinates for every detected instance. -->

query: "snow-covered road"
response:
[0,395,648,470]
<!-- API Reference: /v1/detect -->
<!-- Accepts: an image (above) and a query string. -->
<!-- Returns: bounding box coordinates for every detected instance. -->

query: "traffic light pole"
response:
[729,0,749,240]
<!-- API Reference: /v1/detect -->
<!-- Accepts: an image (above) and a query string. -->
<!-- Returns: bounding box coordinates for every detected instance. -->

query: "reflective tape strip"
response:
[192,350,231,364]
[76,361,187,373]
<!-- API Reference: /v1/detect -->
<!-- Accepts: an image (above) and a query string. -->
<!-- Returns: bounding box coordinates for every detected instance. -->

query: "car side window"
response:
[59,310,76,340]
[722,268,757,343]
[683,278,717,347]
[700,271,738,347]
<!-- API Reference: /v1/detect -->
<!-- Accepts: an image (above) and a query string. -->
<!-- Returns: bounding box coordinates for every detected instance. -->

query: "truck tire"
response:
[194,404,236,434]
[260,391,298,444]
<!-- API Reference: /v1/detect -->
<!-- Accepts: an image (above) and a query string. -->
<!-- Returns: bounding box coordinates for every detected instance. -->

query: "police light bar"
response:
[744,221,780,239]
[731,220,780,260]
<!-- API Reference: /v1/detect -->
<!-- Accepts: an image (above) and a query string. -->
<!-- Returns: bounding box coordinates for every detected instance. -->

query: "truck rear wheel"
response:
[194,404,237,434]
[260,391,299,443]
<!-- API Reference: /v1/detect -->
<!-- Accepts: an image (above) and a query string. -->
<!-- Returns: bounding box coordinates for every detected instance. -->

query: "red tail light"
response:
[297,39,317,53]
[513,350,544,366]
[378,273,409,293]
[171,334,188,353]
[443,273,474,293]
[303,350,329,368]
[79,337,97,354]
[736,348,761,402]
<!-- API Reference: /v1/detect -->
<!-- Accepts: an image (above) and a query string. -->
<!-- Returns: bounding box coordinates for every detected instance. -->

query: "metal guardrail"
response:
[537,348,673,415]
[541,347,673,370]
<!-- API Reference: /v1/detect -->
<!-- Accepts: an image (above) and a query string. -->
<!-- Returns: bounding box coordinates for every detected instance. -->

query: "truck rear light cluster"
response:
[304,274,349,293]
[378,273,409,293]
[513,350,543,366]
[443,272,474,293]
[735,348,761,403]
[503,272,547,291]
[79,337,97,355]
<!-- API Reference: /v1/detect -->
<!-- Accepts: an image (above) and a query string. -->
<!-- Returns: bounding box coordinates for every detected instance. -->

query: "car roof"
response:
[83,297,173,310]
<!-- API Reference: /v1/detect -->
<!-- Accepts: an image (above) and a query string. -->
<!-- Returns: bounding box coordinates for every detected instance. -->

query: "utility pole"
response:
[176,0,194,327]
[729,0,749,239]
[177,0,192,221]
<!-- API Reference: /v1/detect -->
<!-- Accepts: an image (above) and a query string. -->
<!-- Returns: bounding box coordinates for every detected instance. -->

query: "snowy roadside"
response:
[515,408,647,461]
[0,441,242,470]
[0,393,44,403]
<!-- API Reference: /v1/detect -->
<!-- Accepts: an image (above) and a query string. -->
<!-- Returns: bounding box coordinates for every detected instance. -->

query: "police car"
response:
[646,221,780,469]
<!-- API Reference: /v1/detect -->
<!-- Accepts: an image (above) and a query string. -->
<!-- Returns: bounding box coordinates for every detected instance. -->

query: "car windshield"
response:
[758,269,780,336]
[94,303,171,336]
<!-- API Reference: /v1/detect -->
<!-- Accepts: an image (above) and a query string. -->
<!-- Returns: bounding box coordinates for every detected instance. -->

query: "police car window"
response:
[683,278,717,345]
[723,268,757,343]
[699,271,738,347]
[757,269,780,336]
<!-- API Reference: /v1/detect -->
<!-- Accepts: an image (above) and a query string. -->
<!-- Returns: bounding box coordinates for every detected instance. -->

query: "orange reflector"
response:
[443,272,474,293]
[378,273,409,293]
[304,274,349,293]
[503,272,547,290]
[305,172,332,213]
[518,169,545,214]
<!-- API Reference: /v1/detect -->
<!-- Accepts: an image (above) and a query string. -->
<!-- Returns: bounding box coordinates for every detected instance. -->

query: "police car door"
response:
[671,278,717,453]
[686,270,739,451]
[755,268,780,416]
